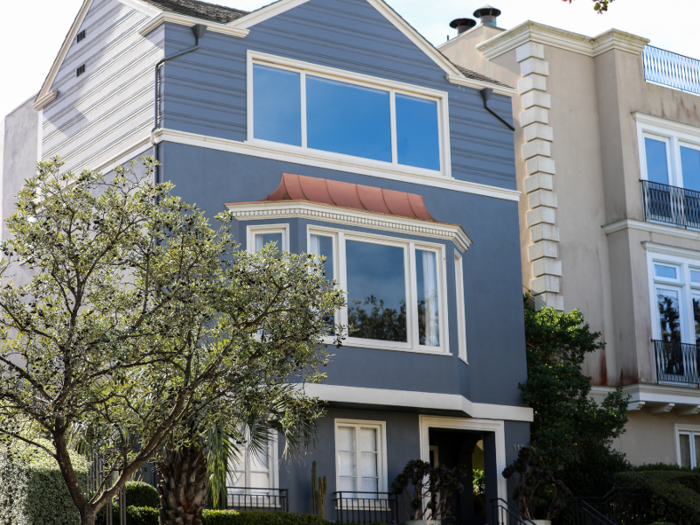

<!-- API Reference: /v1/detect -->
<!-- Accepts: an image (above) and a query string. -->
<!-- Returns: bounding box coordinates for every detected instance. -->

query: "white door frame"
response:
[418,415,507,501]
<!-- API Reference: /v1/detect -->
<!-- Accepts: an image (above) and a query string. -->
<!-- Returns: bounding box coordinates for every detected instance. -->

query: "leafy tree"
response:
[522,296,629,496]
[564,0,616,13]
[0,158,345,525]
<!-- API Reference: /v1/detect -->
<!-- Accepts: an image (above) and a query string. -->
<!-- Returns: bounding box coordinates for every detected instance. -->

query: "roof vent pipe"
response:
[449,18,477,35]
[473,5,501,27]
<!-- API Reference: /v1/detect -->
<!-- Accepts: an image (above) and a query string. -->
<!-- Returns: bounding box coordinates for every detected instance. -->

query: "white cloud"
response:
[2,0,699,120]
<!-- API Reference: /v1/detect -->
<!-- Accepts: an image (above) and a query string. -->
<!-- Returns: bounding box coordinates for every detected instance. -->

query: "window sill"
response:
[327,336,452,356]
[246,138,448,180]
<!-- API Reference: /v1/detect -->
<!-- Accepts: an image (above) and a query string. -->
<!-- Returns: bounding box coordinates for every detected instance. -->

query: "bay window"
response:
[309,227,448,353]
[247,225,289,253]
[250,53,445,173]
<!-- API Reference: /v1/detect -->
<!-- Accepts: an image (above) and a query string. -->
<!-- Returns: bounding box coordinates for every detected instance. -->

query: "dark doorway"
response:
[429,429,493,525]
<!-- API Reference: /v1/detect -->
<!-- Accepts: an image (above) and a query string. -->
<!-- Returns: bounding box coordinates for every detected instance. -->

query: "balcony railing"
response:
[643,45,700,96]
[640,180,700,229]
[653,340,700,386]
[333,491,398,524]
[225,488,288,512]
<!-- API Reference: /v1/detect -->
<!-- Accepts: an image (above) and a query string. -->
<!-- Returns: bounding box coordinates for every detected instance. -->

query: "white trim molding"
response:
[419,415,508,501]
[302,383,534,422]
[634,112,700,139]
[139,12,250,39]
[227,201,472,253]
[591,384,700,415]
[477,21,649,61]
[155,128,520,202]
[33,91,59,112]
[603,218,700,242]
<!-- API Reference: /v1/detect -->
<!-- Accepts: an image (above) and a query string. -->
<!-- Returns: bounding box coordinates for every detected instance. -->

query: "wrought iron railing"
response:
[225,488,288,512]
[653,340,700,385]
[572,487,651,525]
[641,180,700,229]
[643,45,700,96]
[490,498,538,525]
[333,491,398,524]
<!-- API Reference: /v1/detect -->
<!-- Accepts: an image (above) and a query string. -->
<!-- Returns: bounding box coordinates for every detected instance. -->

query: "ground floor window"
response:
[677,427,700,468]
[227,433,279,494]
[334,419,387,496]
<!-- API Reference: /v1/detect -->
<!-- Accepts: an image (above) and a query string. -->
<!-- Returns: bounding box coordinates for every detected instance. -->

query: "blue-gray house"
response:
[1,0,531,522]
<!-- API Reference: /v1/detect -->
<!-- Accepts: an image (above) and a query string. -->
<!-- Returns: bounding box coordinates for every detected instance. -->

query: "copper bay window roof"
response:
[250,173,439,222]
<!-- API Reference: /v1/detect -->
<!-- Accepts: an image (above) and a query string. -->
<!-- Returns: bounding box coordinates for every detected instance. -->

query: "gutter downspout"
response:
[480,88,515,131]
[151,23,207,185]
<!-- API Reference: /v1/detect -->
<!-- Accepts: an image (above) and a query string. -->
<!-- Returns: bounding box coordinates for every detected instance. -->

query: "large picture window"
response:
[308,228,448,354]
[250,55,445,173]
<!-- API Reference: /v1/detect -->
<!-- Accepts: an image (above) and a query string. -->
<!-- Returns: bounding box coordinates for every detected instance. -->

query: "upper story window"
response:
[247,224,289,253]
[308,226,449,354]
[249,51,448,176]
[638,115,700,190]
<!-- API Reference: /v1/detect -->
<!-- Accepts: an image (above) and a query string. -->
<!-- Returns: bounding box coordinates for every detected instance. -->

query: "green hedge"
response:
[110,507,332,525]
[124,481,160,508]
[0,438,89,525]
[616,471,700,525]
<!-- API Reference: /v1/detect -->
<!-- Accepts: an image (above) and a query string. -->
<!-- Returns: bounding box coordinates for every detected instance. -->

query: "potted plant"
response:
[391,459,466,525]
[502,447,571,525]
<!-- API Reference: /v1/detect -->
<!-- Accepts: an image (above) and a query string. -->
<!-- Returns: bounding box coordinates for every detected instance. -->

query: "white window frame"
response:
[227,433,279,495]
[636,114,700,190]
[247,224,290,253]
[674,423,700,468]
[247,50,452,179]
[308,225,451,355]
[646,250,700,345]
[334,419,388,495]
[454,252,468,363]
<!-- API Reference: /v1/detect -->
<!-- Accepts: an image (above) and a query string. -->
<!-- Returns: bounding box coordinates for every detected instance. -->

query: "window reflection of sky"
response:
[396,94,440,171]
[253,64,301,146]
[645,138,670,184]
[681,146,700,192]
[307,76,392,162]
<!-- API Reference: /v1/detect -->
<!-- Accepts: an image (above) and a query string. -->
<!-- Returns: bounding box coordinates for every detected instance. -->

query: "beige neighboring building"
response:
[441,7,700,466]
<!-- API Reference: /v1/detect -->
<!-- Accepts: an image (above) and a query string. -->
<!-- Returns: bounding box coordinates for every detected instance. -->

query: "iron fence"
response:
[643,45,700,96]
[225,488,288,512]
[641,180,700,229]
[490,498,537,525]
[333,491,398,524]
[573,488,651,525]
[653,340,700,385]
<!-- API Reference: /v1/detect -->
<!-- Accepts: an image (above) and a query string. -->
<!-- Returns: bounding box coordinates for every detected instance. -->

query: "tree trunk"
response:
[158,444,208,525]
[79,506,96,525]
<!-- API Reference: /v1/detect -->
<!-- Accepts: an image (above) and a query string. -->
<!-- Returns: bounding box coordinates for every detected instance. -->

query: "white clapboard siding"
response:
[42,0,162,174]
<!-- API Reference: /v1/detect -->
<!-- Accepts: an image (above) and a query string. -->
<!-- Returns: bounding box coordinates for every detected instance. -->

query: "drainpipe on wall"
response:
[150,23,208,184]
[480,88,515,131]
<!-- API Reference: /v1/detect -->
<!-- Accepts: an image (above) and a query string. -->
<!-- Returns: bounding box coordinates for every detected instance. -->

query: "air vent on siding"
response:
[76,64,86,77]
[77,30,86,43]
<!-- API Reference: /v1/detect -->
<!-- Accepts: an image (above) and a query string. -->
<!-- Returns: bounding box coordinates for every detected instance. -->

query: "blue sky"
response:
[1,0,699,119]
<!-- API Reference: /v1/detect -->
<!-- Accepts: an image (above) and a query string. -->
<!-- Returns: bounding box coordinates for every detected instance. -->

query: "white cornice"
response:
[33,90,58,111]
[592,383,700,412]
[302,384,534,422]
[446,74,516,97]
[117,0,160,17]
[642,241,700,261]
[139,12,249,39]
[226,201,472,252]
[477,20,649,60]
[602,218,700,241]
[155,128,521,202]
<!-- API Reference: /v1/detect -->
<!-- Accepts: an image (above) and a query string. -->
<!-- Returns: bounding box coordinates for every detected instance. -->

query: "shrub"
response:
[124,481,160,508]
[0,438,89,525]
[111,505,159,525]
[202,510,329,525]
[616,471,700,525]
